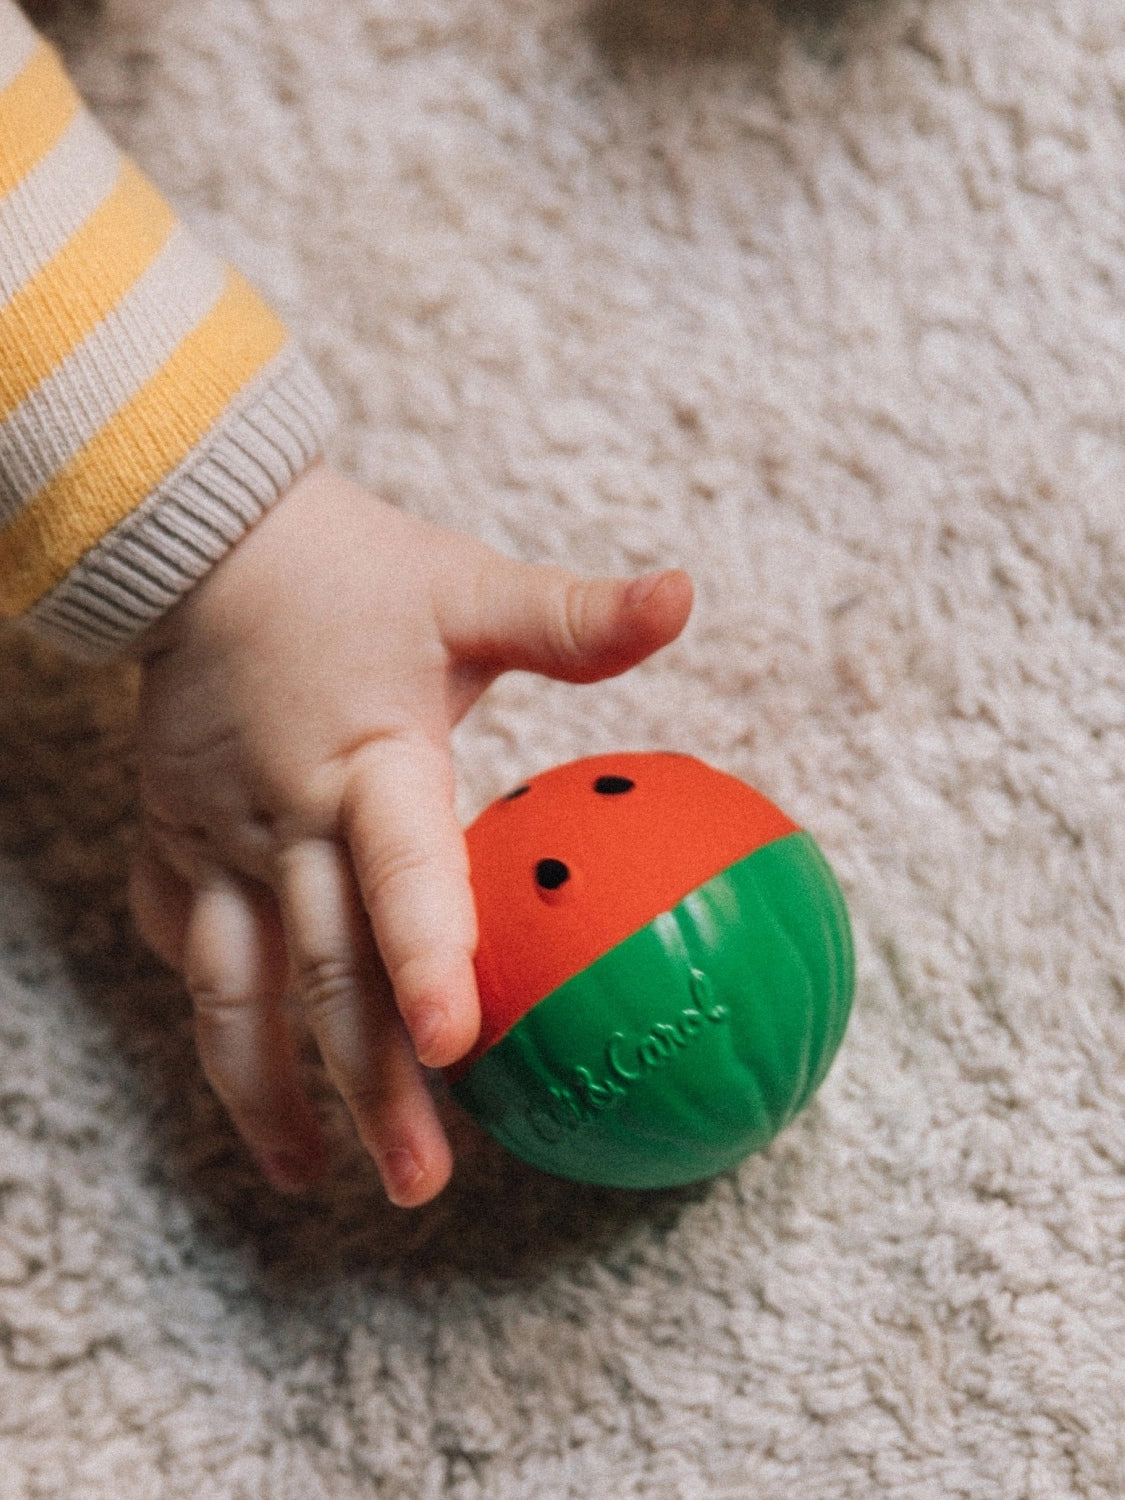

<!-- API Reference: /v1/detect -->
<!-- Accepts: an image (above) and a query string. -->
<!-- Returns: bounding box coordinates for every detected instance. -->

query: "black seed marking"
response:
[503,784,531,801]
[594,775,635,795]
[535,858,570,891]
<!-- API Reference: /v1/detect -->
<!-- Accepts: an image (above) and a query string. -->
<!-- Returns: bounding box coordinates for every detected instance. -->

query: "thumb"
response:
[453,560,694,684]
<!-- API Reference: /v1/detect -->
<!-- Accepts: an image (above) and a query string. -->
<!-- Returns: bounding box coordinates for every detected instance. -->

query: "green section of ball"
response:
[451,830,854,1189]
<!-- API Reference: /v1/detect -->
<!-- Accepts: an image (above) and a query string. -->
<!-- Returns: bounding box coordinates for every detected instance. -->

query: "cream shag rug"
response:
[3,0,1125,1494]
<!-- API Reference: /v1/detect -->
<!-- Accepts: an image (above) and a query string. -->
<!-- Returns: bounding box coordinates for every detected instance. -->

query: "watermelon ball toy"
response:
[445,752,854,1190]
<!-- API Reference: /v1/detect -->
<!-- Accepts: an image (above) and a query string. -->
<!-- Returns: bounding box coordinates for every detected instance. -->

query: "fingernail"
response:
[411,1004,448,1066]
[624,571,669,609]
[261,1150,318,1195]
[381,1147,423,1206]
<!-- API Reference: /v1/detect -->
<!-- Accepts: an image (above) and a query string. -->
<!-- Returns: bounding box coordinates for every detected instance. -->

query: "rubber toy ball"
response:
[446,752,854,1189]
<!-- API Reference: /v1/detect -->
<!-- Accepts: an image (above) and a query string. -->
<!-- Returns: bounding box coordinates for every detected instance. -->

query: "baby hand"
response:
[128,463,692,1205]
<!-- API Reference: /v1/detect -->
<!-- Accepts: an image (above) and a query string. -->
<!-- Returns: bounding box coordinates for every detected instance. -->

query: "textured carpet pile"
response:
[3,0,1125,1493]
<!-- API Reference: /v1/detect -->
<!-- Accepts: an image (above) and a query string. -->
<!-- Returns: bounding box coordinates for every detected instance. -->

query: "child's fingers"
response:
[339,734,480,1071]
[445,559,694,685]
[183,872,328,1194]
[129,835,192,970]
[277,837,454,1207]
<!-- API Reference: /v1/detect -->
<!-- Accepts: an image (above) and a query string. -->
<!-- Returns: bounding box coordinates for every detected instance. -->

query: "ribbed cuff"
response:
[20,344,336,660]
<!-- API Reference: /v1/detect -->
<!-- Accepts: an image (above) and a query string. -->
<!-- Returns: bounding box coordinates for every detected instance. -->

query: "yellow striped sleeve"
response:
[0,37,78,196]
[0,0,335,658]
[0,269,289,614]
[0,161,178,423]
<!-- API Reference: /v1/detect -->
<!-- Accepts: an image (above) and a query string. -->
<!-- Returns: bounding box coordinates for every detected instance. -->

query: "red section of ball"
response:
[460,752,797,1072]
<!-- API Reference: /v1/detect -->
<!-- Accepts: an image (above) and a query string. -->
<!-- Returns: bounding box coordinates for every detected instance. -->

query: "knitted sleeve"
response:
[0,0,336,659]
